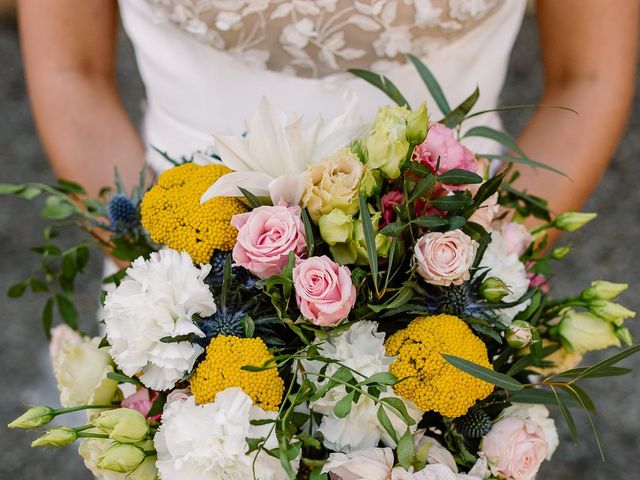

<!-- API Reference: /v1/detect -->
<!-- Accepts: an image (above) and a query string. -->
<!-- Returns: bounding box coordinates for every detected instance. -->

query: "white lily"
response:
[200,92,369,206]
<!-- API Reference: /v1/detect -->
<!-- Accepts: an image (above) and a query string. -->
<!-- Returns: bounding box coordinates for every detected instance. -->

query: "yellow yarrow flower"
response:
[141,163,247,264]
[385,314,494,418]
[190,336,284,411]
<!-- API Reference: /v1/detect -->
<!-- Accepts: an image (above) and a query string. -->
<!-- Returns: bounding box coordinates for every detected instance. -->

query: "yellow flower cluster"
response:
[385,314,494,418]
[190,335,284,411]
[141,163,247,264]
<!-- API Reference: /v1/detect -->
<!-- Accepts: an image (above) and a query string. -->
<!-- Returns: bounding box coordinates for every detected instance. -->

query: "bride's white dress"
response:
[118,0,527,173]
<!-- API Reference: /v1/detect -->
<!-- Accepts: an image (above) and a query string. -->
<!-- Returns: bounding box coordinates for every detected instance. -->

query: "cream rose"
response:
[50,325,118,408]
[414,230,478,286]
[481,416,548,480]
[302,148,364,222]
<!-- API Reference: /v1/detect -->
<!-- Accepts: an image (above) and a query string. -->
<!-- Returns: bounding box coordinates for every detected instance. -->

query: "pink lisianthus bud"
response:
[413,122,478,191]
[122,388,161,422]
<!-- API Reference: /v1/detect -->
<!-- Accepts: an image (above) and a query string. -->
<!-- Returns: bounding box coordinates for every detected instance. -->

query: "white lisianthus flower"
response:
[104,249,215,391]
[323,447,477,480]
[501,404,559,460]
[79,438,157,480]
[50,325,118,408]
[477,231,530,324]
[300,321,423,452]
[154,388,289,480]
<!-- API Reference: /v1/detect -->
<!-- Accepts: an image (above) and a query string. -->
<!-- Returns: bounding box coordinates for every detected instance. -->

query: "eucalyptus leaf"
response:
[358,192,379,292]
[333,390,355,418]
[42,298,54,339]
[441,87,480,128]
[238,186,263,209]
[413,215,448,228]
[438,169,483,185]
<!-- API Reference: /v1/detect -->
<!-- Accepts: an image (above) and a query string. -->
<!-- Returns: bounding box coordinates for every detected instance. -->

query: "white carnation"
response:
[154,388,289,480]
[300,321,423,452]
[501,404,559,460]
[104,249,215,391]
[477,231,530,324]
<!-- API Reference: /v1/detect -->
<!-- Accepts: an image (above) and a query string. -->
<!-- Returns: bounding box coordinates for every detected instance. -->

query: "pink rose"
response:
[413,122,478,191]
[231,203,306,279]
[501,222,533,257]
[482,417,548,480]
[381,190,403,225]
[414,230,477,286]
[293,256,356,326]
[122,388,161,421]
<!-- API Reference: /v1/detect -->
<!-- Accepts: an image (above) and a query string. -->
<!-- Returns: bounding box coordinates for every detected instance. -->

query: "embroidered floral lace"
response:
[145,0,503,78]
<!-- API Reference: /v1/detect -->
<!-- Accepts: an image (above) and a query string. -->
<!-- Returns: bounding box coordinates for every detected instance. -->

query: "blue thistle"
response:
[425,282,486,318]
[455,407,493,439]
[197,305,246,344]
[108,194,138,232]
[208,250,256,289]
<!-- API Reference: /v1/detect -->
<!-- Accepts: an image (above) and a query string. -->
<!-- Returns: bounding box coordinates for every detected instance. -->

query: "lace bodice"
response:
[146,0,504,78]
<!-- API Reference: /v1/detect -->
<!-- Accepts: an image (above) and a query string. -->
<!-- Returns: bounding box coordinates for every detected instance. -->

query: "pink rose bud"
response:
[231,203,307,279]
[501,222,533,257]
[414,230,477,286]
[122,388,161,422]
[413,122,478,191]
[380,190,403,225]
[482,416,548,480]
[293,256,356,326]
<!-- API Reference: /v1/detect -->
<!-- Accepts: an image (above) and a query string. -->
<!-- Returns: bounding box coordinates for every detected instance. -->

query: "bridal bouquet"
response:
[6,57,639,480]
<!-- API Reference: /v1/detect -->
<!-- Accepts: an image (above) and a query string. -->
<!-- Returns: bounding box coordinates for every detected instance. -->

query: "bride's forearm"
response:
[514,78,634,219]
[19,0,145,197]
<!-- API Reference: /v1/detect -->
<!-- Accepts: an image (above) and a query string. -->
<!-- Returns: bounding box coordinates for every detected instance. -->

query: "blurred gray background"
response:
[1,7,639,480]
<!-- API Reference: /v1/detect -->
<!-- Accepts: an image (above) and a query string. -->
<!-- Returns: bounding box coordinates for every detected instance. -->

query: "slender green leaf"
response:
[407,54,451,115]
[574,345,640,381]
[358,192,379,292]
[30,278,48,293]
[501,183,551,213]
[480,154,567,177]
[349,69,410,107]
[19,186,42,200]
[56,179,86,195]
[465,103,578,121]
[509,388,582,409]
[472,169,509,209]
[107,372,143,386]
[369,286,414,313]
[446,215,467,231]
[413,215,448,228]
[380,397,416,426]
[551,386,577,444]
[146,395,166,418]
[443,354,523,390]
[238,187,263,208]
[301,208,316,256]
[442,87,480,128]
[409,174,436,202]
[380,221,407,237]
[42,298,54,339]
[555,366,632,379]
[438,169,483,185]
[463,126,528,158]
[561,384,595,413]
[41,196,75,220]
[430,193,473,211]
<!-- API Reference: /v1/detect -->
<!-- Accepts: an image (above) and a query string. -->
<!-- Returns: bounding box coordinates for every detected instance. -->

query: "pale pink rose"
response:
[501,222,533,257]
[481,417,548,480]
[122,388,161,422]
[414,230,478,286]
[293,255,356,326]
[381,190,403,225]
[413,122,478,191]
[231,203,306,279]
[469,193,500,231]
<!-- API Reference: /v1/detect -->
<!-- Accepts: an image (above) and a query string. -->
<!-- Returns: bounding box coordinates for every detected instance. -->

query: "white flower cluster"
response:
[154,387,290,480]
[103,249,216,391]
[300,321,423,452]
